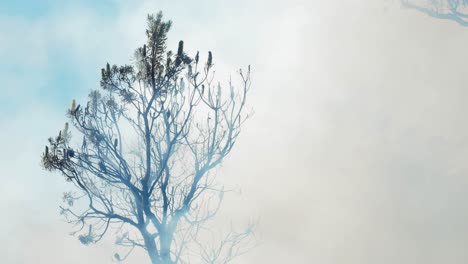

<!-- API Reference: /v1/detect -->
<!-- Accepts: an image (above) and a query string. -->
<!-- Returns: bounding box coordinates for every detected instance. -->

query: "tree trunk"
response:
[160,231,174,264]
[142,231,160,264]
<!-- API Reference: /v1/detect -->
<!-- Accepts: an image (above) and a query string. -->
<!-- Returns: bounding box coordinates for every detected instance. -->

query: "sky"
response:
[3,0,468,263]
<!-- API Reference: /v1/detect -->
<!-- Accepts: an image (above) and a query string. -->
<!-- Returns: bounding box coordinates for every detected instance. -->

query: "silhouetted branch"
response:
[402,0,468,26]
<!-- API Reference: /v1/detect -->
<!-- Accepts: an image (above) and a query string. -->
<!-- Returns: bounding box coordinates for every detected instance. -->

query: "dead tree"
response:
[41,12,254,264]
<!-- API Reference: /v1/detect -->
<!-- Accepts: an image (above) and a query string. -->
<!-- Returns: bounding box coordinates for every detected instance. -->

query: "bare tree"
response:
[402,0,468,26]
[41,12,254,264]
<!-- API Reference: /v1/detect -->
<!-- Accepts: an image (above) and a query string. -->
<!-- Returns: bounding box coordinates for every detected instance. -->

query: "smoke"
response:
[3,0,468,263]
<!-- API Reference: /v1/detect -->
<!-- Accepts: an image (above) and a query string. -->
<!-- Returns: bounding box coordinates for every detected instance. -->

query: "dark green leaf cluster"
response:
[41,129,75,180]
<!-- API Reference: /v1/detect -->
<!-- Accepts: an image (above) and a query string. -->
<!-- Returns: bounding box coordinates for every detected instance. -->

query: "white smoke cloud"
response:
[3,0,468,263]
